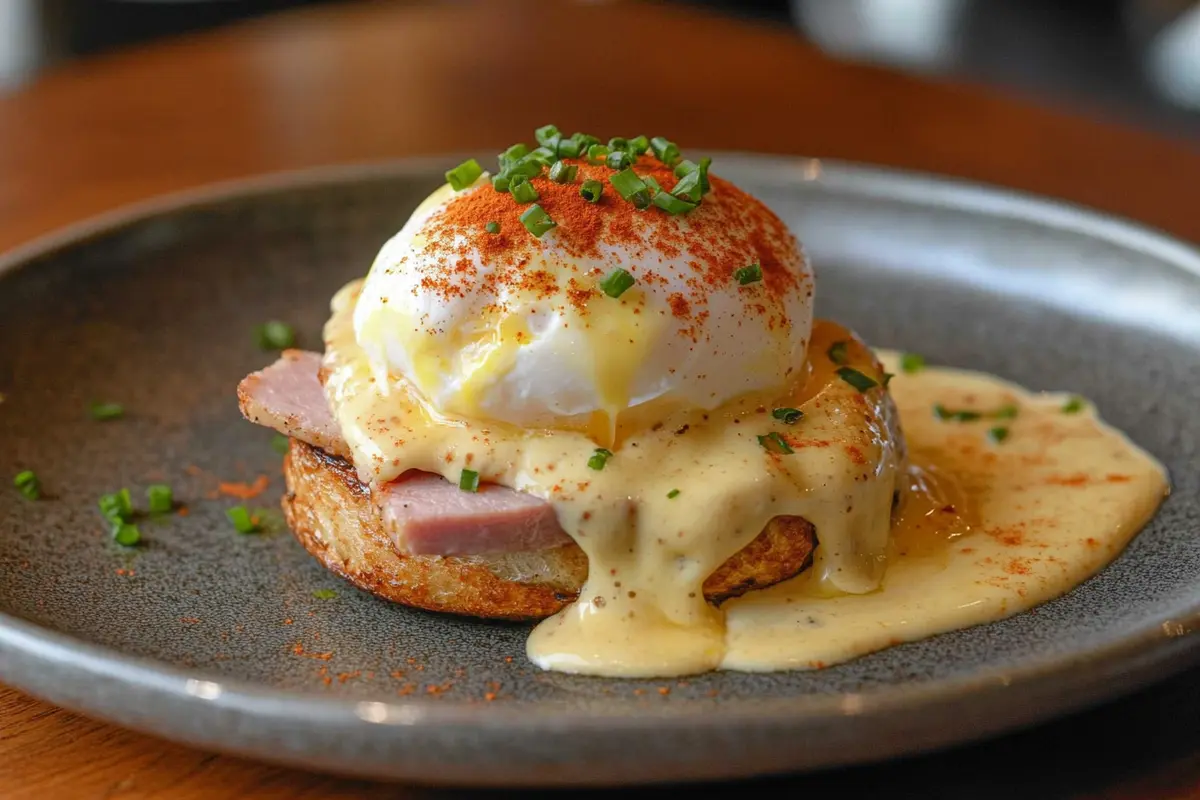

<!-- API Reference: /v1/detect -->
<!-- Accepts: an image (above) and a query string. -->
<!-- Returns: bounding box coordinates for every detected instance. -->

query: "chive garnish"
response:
[586,144,610,165]
[534,124,561,147]
[485,221,500,234]
[1062,396,1086,414]
[13,470,40,500]
[642,175,663,195]
[629,135,650,155]
[526,146,556,167]
[444,158,483,191]
[599,268,636,298]
[988,426,1010,444]
[580,179,603,203]
[255,321,295,350]
[667,488,680,499]
[837,367,879,393]
[556,138,583,159]
[312,588,338,600]
[548,161,578,183]
[651,191,696,215]
[900,352,926,374]
[491,174,510,193]
[827,341,849,365]
[226,505,260,534]
[733,263,762,285]
[520,204,556,238]
[650,136,681,166]
[993,404,1019,420]
[772,407,803,424]
[606,150,633,171]
[607,137,629,152]
[510,179,538,204]
[99,488,133,524]
[609,168,651,209]
[758,432,794,455]
[89,402,124,421]
[502,143,530,163]
[147,484,173,514]
[112,523,141,547]
[459,468,480,493]
[271,434,290,455]
[933,404,982,422]
[882,372,895,388]
[672,170,703,204]
[587,448,613,471]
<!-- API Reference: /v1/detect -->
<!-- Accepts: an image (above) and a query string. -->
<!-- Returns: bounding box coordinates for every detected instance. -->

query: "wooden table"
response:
[0,1,1197,797]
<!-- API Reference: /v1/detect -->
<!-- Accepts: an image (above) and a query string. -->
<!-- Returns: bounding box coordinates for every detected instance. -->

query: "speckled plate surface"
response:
[1,155,1198,787]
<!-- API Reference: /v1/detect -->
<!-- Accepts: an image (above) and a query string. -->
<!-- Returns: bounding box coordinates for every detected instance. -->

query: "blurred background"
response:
[1,0,1197,141]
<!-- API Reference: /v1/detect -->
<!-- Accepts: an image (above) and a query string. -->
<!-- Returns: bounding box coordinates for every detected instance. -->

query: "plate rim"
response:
[1,152,1198,765]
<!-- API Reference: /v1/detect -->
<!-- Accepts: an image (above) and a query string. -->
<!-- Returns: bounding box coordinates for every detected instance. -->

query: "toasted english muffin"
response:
[281,440,817,621]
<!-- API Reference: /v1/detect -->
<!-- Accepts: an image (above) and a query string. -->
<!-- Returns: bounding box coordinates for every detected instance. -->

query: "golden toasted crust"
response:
[281,440,816,621]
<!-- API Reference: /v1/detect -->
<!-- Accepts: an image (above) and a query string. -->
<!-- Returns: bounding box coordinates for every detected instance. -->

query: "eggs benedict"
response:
[238,127,1168,678]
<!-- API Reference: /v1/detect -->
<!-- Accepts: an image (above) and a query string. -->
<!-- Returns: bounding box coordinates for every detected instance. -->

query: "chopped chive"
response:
[883,372,895,388]
[900,352,926,374]
[837,367,879,393]
[548,161,578,183]
[510,180,539,204]
[526,147,556,167]
[147,484,174,514]
[988,426,1010,444]
[99,488,133,523]
[255,321,295,350]
[580,179,603,203]
[599,268,635,298]
[572,133,601,150]
[586,144,610,164]
[271,434,290,454]
[13,470,40,500]
[758,432,794,455]
[671,170,703,204]
[445,158,483,191]
[733,263,763,285]
[650,136,681,166]
[1062,396,1086,414]
[485,221,501,234]
[642,175,663,194]
[587,448,613,471]
[609,168,651,209]
[772,407,803,424]
[827,341,849,365]
[112,523,141,547]
[629,135,650,155]
[667,488,681,499]
[993,404,1019,420]
[89,402,124,421]
[557,137,582,159]
[312,588,337,600]
[606,150,633,170]
[933,404,982,422]
[509,158,544,180]
[502,143,530,163]
[652,191,696,215]
[535,124,561,147]
[491,174,510,193]
[520,204,557,238]
[674,160,698,178]
[459,468,480,493]
[607,137,629,152]
[226,505,259,534]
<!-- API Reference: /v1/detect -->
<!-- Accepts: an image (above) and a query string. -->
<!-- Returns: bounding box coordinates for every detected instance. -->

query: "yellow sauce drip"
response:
[322,279,1168,678]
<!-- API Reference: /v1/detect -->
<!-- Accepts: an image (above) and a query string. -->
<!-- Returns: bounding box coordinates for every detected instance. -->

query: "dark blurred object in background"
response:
[1,0,1196,141]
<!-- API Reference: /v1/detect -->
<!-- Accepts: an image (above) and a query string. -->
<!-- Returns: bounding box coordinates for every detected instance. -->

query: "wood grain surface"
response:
[0,1,1197,797]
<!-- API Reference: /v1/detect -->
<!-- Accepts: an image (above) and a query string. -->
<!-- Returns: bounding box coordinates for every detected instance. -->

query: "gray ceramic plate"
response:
[1,155,1198,787]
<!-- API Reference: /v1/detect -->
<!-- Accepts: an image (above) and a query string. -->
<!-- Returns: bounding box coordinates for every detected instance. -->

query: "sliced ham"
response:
[375,472,569,555]
[237,350,350,459]
[238,352,573,555]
